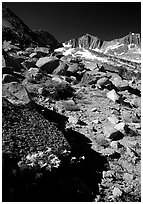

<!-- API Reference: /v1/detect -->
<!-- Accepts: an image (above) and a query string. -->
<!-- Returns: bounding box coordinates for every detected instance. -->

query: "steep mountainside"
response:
[2,6,61,49]
[64,33,141,62]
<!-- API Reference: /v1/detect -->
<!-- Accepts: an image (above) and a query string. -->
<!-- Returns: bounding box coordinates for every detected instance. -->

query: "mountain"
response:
[63,33,141,62]
[2,6,61,50]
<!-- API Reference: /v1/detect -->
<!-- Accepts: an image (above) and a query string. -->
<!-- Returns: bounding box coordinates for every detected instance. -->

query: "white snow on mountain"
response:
[104,43,124,54]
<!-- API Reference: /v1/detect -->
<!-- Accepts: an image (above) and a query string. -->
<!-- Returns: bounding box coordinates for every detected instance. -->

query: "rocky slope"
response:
[64,32,141,62]
[2,6,141,202]
[2,6,61,50]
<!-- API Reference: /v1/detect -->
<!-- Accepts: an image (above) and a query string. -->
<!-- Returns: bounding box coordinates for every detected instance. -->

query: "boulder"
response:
[112,187,122,197]
[114,122,126,131]
[2,74,20,84]
[67,63,79,74]
[112,77,129,91]
[34,47,50,54]
[103,125,117,138]
[96,77,110,88]
[109,131,124,141]
[21,59,37,70]
[123,173,134,183]
[52,61,69,75]
[2,51,23,72]
[107,89,120,103]
[61,99,80,111]
[2,82,30,105]
[107,115,119,125]
[131,98,141,108]
[36,56,59,74]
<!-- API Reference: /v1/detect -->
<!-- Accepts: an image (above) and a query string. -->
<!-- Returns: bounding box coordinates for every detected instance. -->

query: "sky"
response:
[2,2,141,43]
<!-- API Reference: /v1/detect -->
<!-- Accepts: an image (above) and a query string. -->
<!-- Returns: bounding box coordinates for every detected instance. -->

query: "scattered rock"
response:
[112,77,129,91]
[131,98,141,108]
[61,99,80,111]
[123,173,134,183]
[107,89,120,103]
[68,115,79,125]
[2,74,20,83]
[53,61,68,75]
[2,82,30,105]
[92,119,100,124]
[36,56,59,74]
[112,187,122,197]
[107,115,119,125]
[114,122,126,131]
[103,125,117,138]
[96,77,110,88]
[109,131,124,141]
[110,141,119,149]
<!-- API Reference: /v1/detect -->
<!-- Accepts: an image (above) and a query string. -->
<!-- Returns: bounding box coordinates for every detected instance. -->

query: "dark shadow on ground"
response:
[3,103,109,202]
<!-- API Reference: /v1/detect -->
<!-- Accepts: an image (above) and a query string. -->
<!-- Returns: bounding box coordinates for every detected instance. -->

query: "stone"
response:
[52,61,69,75]
[61,100,80,111]
[131,98,141,108]
[91,107,98,112]
[2,74,19,84]
[36,56,59,74]
[123,173,134,183]
[96,135,109,147]
[68,116,79,125]
[122,110,132,123]
[112,77,129,90]
[110,141,119,149]
[103,125,117,138]
[109,131,124,141]
[34,47,50,54]
[22,59,37,70]
[107,115,119,125]
[107,89,120,103]
[2,82,30,105]
[92,119,99,124]
[114,122,125,131]
[2,51,23,72]
[112,187,122,197]
[67,63,79,73]
[96,77,109,88]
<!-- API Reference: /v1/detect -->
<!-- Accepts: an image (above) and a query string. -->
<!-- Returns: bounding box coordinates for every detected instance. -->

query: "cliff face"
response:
[64,33,141,60]
[2,6,61,49]
[65,33,103,49]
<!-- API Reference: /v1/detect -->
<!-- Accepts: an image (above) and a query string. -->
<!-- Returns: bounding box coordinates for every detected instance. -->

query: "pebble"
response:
[108,115,119,125]
[107,89,120,103]
[112,187,122,197]
[123,173,134,183]
[114,122,125,131]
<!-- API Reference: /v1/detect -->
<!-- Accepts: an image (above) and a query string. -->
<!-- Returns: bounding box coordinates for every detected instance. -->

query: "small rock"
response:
[96,135,109,147]
[123,173,134,183]
[112,187,122,197]
[107,89,120,103]
[131,98,141,108]
[96,77,109,88]
[61,100,80,111]
[92,119,99,124]
[122,110,132,123]
[91,107,97,112]
[109,131,124,141]
[103,125,117,138]
[108,115,119,125]
[114,122,125,131]
[110,141,119,149]
[36,56,59,74]
[2,74,19,83]
[68,116,79,125]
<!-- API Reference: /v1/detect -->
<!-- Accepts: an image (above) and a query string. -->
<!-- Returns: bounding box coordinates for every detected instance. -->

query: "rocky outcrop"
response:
[2,6,61,49]
[64,33,103,49]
